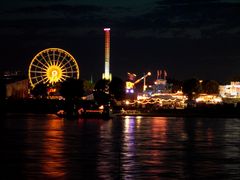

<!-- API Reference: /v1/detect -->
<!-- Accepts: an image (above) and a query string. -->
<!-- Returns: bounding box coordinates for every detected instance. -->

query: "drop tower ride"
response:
[102,28,112,80]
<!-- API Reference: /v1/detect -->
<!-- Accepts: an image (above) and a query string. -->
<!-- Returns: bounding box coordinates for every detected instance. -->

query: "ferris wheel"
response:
[28,48,80,88]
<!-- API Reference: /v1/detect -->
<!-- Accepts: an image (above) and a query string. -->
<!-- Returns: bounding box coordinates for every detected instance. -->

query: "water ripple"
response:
[1,114,240,179]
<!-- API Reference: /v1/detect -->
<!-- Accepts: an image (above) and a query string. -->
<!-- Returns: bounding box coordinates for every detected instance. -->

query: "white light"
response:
[104,28,110,31]
[99,105,104,110]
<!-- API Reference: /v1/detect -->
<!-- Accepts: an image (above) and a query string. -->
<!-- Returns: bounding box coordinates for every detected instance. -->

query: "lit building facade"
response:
[219,81,240,98]
[6,79,29,99]
[195,94,222,104]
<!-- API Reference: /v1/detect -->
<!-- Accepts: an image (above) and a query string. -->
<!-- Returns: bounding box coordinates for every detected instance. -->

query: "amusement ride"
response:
[28,48,79,88]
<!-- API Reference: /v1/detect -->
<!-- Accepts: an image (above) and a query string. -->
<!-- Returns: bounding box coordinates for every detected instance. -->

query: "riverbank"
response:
[114,103,240,118]
[115,108,240,118]
[0,99,61,114]
[1,99,240,118]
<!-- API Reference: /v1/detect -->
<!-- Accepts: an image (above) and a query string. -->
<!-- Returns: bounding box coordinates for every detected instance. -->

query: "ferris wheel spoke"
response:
[62,71,78,74]
[40,54,51,67]
[62,69,78,73]
[31,74,47,79]
[58,78,63,82]
[53,50,56,65]
[62,68,72,73]
[36,76,49,84]
[62,74,71,78]
[62,70,73,74]
[31,70,47,74]
[62,64,77,71]
[32,58,49,69]
[59,77,67,82]
[31,64,47,71]
[46,51,53,66]
[32,75,45,80]
[45,78,50,84]
[55,51,62,66]
[59,58,73,70]
[58,54,68,67]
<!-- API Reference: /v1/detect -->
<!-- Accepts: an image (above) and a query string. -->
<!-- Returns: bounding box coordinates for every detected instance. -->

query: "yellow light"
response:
[196,94,222,104]
[46,65,63,84]
[28,48,80,88]
[126,81,134,89]
[99,105,104,110]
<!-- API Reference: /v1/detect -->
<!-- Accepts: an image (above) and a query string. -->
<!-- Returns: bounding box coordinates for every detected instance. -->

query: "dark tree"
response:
[0,79,6,100]
[83,80,95,95]
[94,79,109,92]
[202,80,219,94]
[182,78,201,99]
[232,75,240,81]
[59,78,84,99]
[31,83,48,99]
[59,78,85,117]
[167,78,183,93]
[93,79,110,105]
[109,77,126,101]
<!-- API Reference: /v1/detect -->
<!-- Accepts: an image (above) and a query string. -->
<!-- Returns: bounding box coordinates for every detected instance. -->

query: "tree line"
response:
[31,77,125,104]
[31,77,220,103]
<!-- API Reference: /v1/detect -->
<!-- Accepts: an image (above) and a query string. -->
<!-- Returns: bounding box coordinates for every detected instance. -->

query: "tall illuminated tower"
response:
[102,28,112,80]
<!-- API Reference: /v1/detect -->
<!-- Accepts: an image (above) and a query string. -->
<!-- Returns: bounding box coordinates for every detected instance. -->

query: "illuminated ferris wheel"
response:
[28,48,80,88]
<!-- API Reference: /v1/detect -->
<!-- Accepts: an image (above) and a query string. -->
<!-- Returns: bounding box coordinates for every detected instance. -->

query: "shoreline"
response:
[114,112,240,118]
[113,108,240,118]
[1,99,240,118]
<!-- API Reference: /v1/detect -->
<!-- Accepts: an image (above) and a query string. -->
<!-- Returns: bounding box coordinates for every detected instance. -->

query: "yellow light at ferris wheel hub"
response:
[46,65,63,84]
[28,48,80,88]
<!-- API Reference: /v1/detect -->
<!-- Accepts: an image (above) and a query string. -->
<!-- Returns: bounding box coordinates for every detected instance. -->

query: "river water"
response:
[1,113,239,179]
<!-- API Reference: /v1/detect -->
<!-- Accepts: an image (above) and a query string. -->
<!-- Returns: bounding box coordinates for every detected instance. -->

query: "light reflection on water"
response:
[1,114,240,179]
[41,119,66,178]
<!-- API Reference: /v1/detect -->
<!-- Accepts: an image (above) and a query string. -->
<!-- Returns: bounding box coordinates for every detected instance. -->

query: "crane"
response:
[126,72,151,93]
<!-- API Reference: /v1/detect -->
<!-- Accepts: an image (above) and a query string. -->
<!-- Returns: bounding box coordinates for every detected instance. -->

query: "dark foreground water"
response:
[1,114,239,179]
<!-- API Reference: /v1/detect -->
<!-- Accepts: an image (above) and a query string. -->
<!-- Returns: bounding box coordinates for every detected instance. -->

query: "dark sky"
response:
[1,0,240,83]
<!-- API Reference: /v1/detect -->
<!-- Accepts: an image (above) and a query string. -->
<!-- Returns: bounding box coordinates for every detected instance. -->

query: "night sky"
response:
[1,0,240,83]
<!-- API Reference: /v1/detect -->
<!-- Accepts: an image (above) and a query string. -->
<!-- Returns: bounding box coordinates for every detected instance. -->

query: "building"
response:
[0,71,27,99]
[6,79,29,99]
[219,81,240,98]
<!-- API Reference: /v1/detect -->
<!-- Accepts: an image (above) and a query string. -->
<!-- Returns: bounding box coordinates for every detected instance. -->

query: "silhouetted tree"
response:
[0,79,6,100]
[229,75,240,82]
[31,83,48,99]
[83,80,95,95]
[59,78,84,117]
[93,79,110,105]
[94,79,109,92]
[59,78,84,99]
[202,80,219,94]
[182,78,201,100]
[167,78,183,93]
[109,77,125,101]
